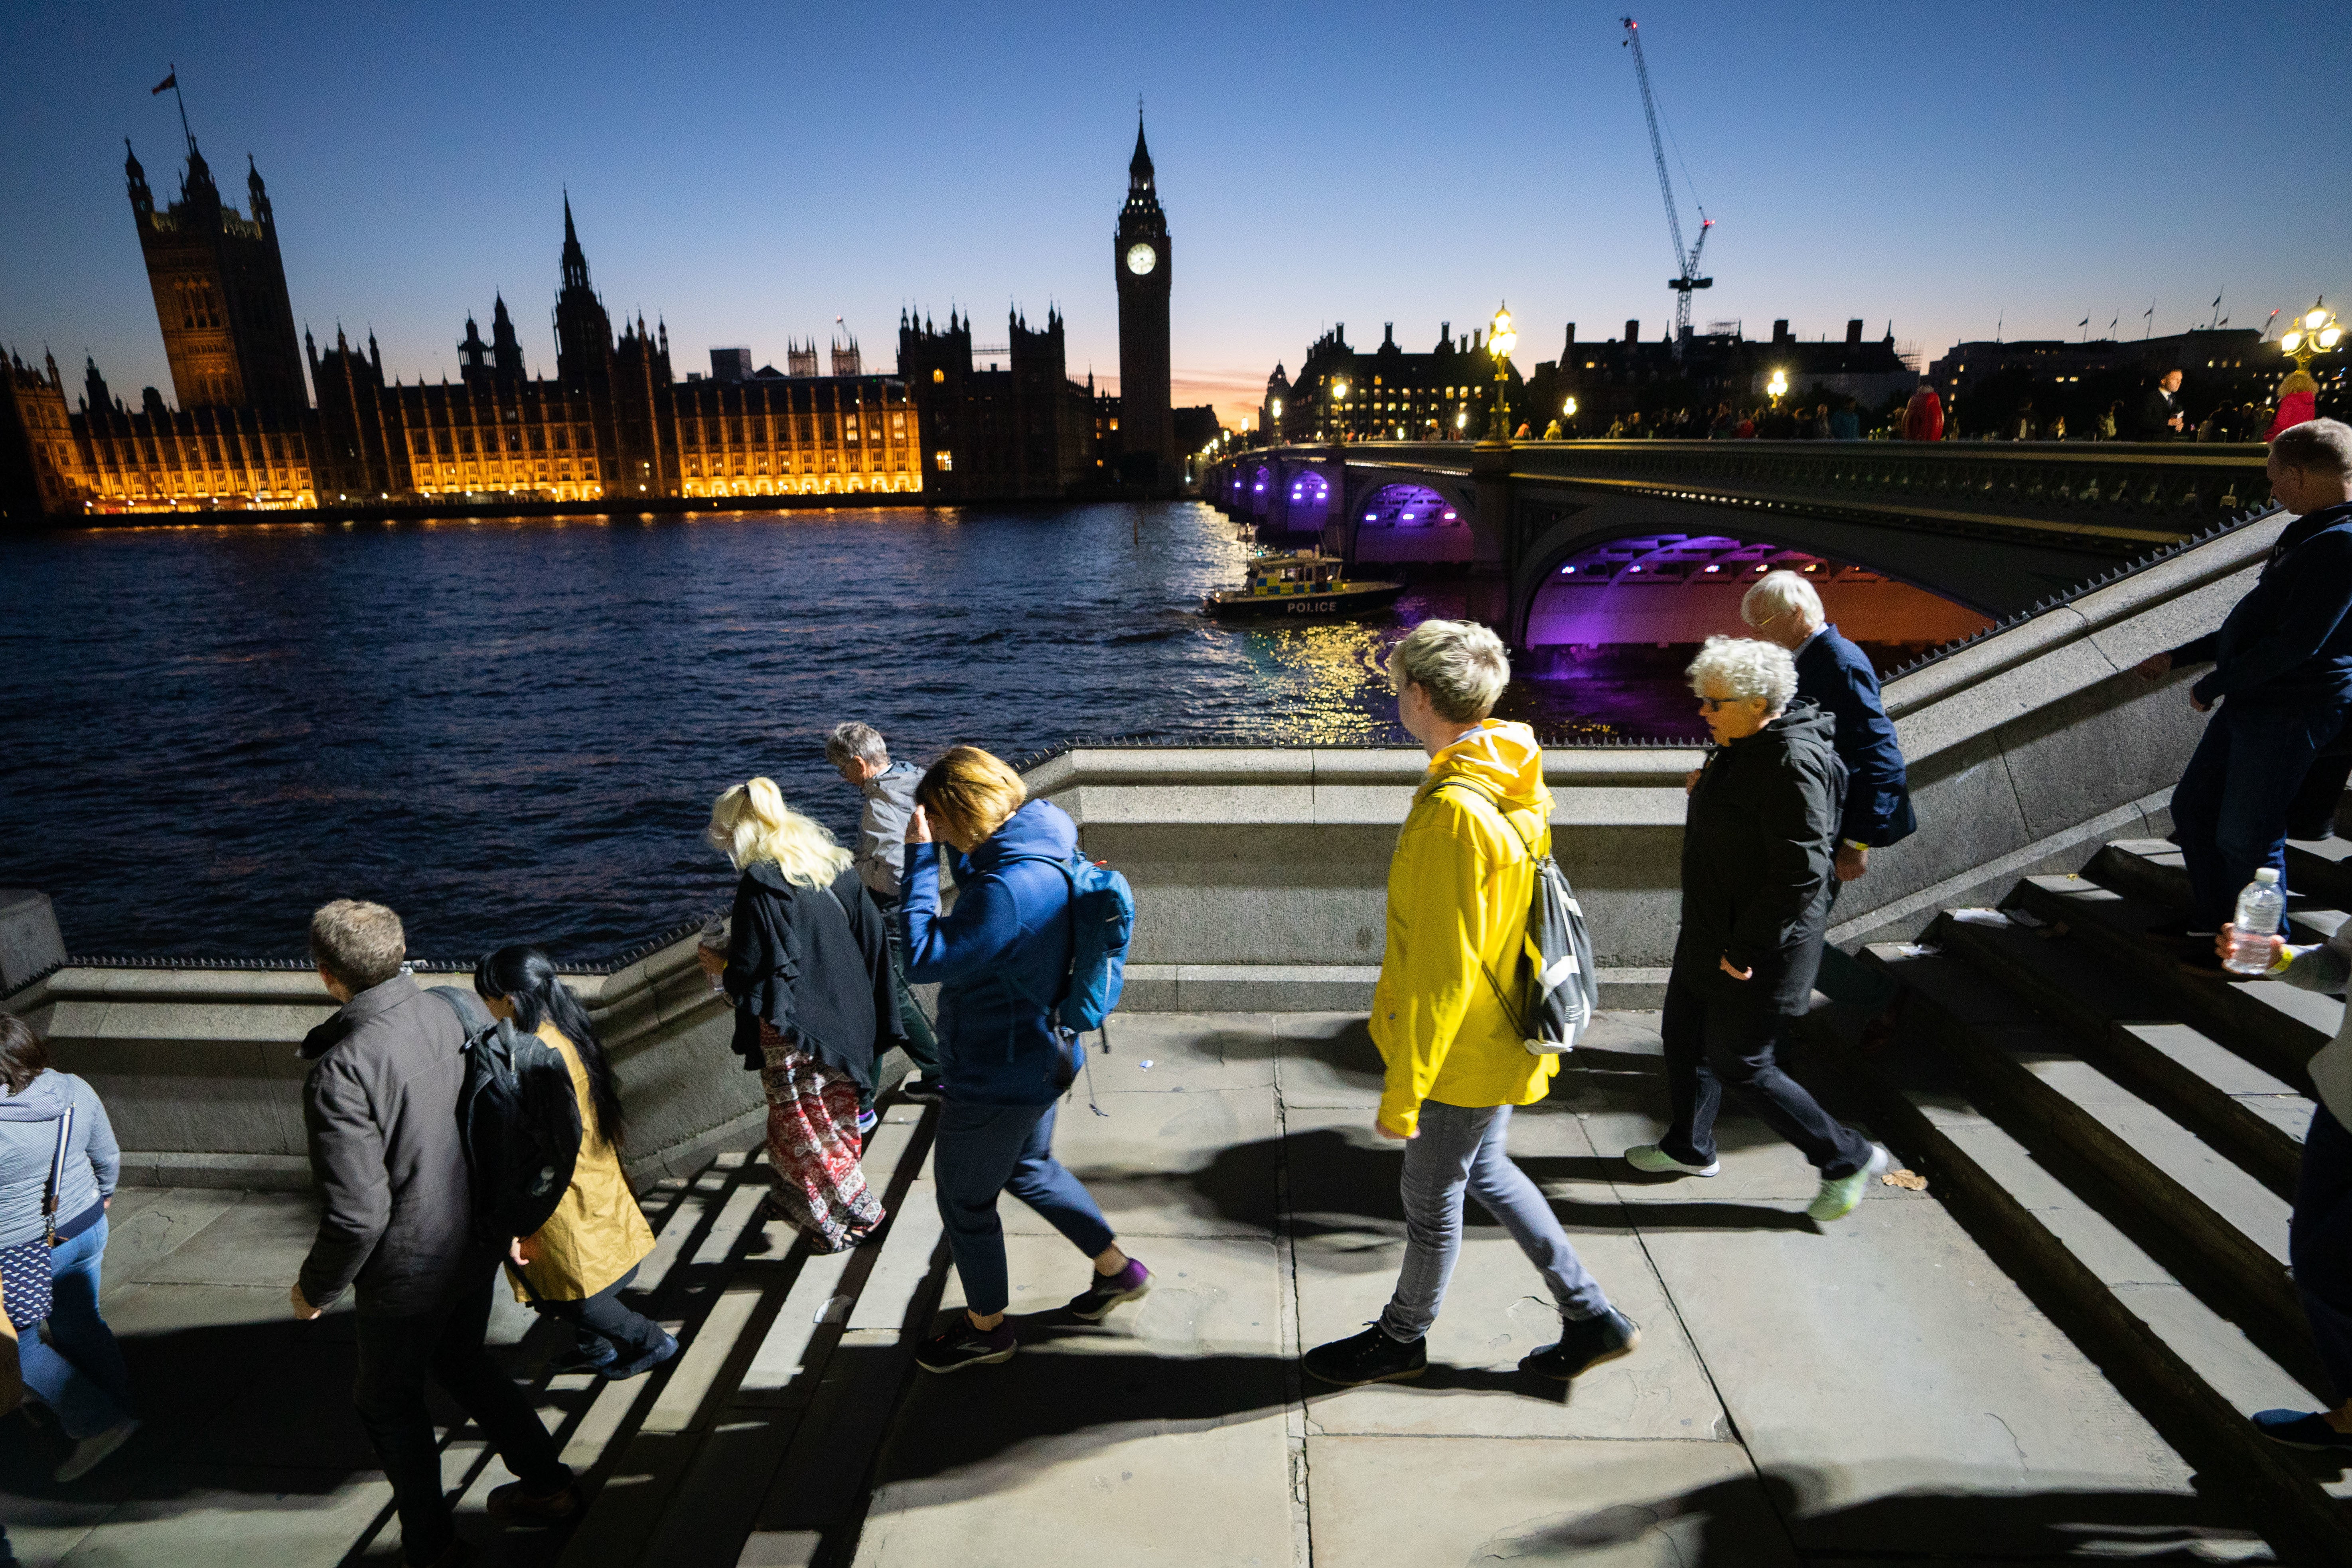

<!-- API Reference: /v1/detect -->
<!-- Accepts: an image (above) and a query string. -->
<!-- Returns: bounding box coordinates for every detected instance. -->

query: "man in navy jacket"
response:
[1740,571,1917,881]
[2137,420,2352,962]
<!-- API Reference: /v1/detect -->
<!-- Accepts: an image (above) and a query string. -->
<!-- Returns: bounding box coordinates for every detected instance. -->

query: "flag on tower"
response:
[151,71,176,95]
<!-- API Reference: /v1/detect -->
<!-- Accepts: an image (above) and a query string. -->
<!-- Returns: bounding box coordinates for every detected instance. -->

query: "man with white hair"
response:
[1739,569,1915,884]
[827,722,941,1104]
[1628,636,1888,1221]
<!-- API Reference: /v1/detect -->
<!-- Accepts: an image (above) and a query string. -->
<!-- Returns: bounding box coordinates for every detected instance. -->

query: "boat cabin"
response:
[1244,552,1345,598]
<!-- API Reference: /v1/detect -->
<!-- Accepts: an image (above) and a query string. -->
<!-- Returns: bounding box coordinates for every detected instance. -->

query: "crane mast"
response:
[1620,16,1713,339]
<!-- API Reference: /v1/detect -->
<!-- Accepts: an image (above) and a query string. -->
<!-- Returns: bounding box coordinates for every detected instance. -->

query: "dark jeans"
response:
[527,1263,666,1368]
[864,895,940,1111]
[933,1101,1115,1318]
[353,1264,570,1566]
[2293,1102,2352,1404]
[1659,960,1873,1179]
[2172,696,2351,931]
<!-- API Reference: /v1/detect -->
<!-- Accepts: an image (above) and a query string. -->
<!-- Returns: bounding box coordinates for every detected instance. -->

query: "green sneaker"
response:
[1807,1145,1889,1223]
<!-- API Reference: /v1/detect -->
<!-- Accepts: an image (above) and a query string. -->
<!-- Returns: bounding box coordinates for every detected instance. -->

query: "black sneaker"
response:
[604,1330,680,1381]
[1520,1308,1641,1380]
[900,1074,945,1104]
[916,1316,1017,1374]
[1302,1324,1427,1388]
[1067,1257,1152,1321]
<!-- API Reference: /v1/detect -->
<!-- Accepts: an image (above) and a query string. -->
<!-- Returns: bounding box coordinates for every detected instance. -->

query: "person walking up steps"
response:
[1304,620,1638,1390]
[472,945,675,1380]
[900,746,1149,1373]
[827,721,943,1111]
[1629,637,1888,1220]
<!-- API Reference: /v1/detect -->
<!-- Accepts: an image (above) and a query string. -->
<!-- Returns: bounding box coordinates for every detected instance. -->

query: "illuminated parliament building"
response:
[3,128,1162,522]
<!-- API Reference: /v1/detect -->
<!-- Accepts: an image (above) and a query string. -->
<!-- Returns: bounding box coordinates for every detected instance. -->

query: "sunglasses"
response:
[1697,695,1756,713]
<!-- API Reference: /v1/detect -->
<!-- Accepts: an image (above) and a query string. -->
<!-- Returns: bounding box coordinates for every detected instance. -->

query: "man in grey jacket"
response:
[828,721,941,1102]
[289,899,574,1566]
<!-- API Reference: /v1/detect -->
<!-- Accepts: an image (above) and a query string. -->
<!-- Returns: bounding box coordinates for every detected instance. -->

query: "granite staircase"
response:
[348,1087,951,1568]
[1841,835,2352,1562]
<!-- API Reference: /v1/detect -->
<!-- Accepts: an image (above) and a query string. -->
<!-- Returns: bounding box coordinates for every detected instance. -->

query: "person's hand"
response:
[290,1283,323,1321]
[2217,923,2284,974]
[1718,956,1753,982]
[1835,843,1869,882]
[1373,1114,1415,1141]
[906,805,933,845]
[696,944,726,977]
[2191,692,2213,713]
[507,1235,539,1268]
[1684,768,1701,796]
[2132,652,2171,680]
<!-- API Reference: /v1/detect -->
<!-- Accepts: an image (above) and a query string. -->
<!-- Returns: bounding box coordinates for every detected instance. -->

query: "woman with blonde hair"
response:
[698,778,901,1250]
[901,747,1148,1375]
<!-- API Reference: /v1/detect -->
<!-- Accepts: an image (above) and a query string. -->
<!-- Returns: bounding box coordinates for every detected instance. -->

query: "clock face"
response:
[1125,242,1158,276]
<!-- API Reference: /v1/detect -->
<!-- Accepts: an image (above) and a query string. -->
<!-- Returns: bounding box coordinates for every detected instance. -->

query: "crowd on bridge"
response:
[4,424,2352,1563]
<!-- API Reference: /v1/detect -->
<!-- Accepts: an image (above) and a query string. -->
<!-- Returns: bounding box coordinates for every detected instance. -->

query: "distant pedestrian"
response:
[2099,402,2121,441]
[2134,420,2352,972]
[902,746,1149,1374]
[1303,621,1637,1390]
[2140,369,2187,440]
[0,1014,136,1482]
[2269,371,2320,442]
[1542,417,1563,440]
[1709,402,1736,439]
[472,946,675,1380]
[1734,409,1758,439]
[1808,403,1833,441]
[1901,385,1944,442]
[292,899,578,1565]
[1829,399,1860,440]
[1629,638,1888,1218]
[2220,917,2352,1452]
[701,779,898,1250]
[1513,421,1531,440]
[826,722,943,1108]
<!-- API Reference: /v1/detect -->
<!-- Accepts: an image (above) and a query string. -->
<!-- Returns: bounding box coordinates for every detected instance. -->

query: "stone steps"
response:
[1834,835,2352,1562]
[344,1093,948,1567]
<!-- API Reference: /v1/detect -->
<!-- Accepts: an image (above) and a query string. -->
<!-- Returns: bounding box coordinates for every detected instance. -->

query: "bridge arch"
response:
[1247,463,1275,520]
[1346,481,1473,566]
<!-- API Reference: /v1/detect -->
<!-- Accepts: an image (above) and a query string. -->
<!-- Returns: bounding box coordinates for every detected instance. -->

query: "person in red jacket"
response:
[1902,385,1944,442]
[2269,371,2320,442]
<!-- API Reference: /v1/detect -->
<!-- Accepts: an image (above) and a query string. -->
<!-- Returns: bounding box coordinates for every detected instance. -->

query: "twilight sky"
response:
[4,0,2346,430]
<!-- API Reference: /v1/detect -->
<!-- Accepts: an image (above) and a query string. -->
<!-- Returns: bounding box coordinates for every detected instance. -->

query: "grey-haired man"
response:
[827,722,942,1103]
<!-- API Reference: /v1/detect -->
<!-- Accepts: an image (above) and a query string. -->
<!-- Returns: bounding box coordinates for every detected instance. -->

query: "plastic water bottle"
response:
[2225,868,2287,976]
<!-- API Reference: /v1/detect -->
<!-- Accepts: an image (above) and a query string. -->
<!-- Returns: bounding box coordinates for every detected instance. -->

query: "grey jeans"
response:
[1379,1100,1610,1343]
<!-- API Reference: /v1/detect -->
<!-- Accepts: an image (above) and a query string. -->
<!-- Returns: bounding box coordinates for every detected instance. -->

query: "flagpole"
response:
[171,63,191,151]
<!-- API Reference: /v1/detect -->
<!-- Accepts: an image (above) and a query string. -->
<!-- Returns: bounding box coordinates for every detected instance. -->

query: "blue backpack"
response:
[1002,851,1135,1034]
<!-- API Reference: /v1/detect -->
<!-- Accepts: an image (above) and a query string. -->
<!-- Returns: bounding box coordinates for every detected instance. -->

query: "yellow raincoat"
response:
[510,1022,655,1303]
[1371,720,1560,1136]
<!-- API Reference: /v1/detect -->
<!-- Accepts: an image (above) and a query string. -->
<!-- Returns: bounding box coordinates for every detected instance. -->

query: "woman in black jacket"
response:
[697,778,902,1250]
[1625,636,1887,1222]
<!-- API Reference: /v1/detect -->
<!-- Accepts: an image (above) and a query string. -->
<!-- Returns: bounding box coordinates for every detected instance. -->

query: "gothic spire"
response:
[1129,111,1154,188]
[559,192,590,293]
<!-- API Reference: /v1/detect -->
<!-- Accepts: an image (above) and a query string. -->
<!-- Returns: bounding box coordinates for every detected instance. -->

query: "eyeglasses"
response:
[1697,695,1753,712]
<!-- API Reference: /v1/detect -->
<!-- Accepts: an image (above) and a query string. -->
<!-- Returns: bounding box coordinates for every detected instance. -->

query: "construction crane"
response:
[1620,16,1713,341]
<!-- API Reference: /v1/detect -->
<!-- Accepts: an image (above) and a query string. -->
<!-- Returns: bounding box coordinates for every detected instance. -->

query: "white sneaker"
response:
[55,1417,140,1483]
[1624,1144,1721,1177]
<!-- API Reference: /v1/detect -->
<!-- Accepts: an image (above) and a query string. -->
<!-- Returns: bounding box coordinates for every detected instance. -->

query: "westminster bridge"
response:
[1200,438,2275,652]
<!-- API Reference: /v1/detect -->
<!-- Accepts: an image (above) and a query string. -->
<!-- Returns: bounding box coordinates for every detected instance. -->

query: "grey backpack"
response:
[1434,783,1599,1055]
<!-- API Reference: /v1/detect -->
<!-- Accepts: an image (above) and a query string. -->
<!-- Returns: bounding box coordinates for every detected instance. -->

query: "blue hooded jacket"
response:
[901,799,1079,1105]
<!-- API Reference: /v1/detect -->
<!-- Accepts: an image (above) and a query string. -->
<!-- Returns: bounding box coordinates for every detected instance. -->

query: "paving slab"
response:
[1098,1011,1279,1092]
[1305,1434,1794,1568]
[999,1087,1283,1240]
[96,1188,243,1295]
[858,1234,1293,1568]
[1639,1199,2221,1556]
[126,1191,320,1286]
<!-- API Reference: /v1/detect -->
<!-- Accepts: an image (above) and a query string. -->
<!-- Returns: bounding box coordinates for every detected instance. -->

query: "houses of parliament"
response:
[0,122,1194,524]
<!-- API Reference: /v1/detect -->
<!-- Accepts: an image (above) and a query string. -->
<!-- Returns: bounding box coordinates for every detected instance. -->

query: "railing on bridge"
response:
[1227,438,2272,541]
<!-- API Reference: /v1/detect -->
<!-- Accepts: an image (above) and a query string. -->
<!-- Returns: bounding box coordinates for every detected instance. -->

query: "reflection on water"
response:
[0,503,1695,959]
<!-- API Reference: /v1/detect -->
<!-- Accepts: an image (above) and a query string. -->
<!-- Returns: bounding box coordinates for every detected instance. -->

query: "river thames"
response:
[0,501,1699,961]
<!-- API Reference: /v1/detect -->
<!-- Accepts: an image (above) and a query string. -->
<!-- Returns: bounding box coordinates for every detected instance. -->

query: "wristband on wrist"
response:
[2268,945,2297,976]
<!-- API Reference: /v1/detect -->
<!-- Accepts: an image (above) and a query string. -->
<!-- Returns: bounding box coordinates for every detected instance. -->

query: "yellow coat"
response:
[1371,720,1561,1136]
[511,1022,655,1303]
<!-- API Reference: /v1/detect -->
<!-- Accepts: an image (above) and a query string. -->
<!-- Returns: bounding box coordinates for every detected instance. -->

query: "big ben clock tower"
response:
[1115,114,1176,491]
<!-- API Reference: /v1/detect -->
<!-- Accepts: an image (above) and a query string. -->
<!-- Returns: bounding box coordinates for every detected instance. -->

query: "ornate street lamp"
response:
[2282,300,2343,372]
[1331,379,1350,442]
[1488,304,1518,441]
[1766,369,1789,410]
[1563,396,1578,438]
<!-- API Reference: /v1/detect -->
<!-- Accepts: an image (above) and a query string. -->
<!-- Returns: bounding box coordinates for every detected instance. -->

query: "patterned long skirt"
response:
[758,1020,883,1250]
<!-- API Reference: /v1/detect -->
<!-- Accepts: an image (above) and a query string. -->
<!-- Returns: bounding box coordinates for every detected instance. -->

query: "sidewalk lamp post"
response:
[1270,398,1282,446]
[1564,395,1578,438]
[2282,300,2342,372]
[1488,304,1518,440]
[1767,369,1789,410]
[1330,380,1350,442]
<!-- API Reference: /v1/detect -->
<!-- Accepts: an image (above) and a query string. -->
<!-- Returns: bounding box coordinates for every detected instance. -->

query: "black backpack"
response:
[430,988,582,1243]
